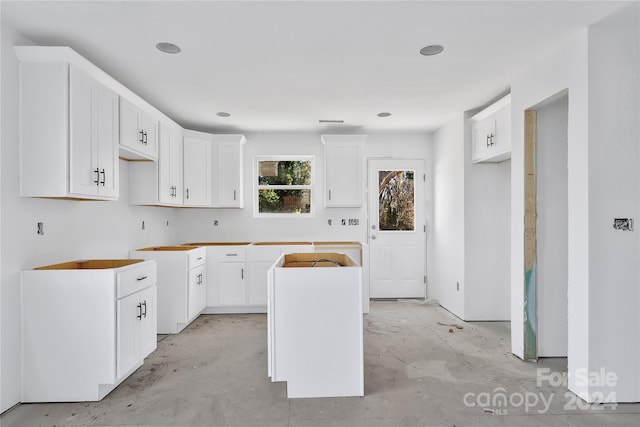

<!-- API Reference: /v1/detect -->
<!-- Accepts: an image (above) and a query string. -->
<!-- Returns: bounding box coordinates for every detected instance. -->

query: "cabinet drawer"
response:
[212,246,247,262]
[188,247,206,269]
[117,261,156,299]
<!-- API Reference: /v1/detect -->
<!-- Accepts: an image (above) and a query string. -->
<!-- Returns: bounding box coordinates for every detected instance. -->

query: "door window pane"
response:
[378,170,415,231]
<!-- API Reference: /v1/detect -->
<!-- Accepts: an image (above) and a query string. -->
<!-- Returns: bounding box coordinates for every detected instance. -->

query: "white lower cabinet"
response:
[187,242,313,313]
[130,246,206,334]
[21,259,157,402]
[247,243,314,308]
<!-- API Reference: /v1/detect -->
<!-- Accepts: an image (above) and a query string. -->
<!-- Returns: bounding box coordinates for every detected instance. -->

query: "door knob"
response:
[371,235,377,240]
[372,225,377,230]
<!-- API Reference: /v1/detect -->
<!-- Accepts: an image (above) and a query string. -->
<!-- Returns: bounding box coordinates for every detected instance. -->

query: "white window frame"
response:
[253,156,316,218]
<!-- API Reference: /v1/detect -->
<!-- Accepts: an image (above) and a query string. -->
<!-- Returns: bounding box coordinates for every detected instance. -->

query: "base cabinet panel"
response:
[268,253,363,398]
[21,260,157,402]
[130,247,206,334]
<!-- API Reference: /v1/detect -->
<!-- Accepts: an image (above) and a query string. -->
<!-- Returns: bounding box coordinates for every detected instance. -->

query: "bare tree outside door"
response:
[378,170,415,231]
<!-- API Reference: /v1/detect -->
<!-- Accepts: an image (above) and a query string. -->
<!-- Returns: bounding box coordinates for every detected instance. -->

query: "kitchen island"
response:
[267,252,364,398]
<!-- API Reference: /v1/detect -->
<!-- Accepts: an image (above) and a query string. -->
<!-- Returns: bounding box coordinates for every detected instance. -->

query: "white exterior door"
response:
[368,159,426,299]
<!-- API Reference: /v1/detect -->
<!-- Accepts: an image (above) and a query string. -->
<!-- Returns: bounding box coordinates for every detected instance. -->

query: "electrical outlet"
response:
[613,218,633,231]
[37,222,44,236]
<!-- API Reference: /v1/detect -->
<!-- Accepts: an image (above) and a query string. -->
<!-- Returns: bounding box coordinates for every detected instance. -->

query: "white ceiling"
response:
[1,1,629,133]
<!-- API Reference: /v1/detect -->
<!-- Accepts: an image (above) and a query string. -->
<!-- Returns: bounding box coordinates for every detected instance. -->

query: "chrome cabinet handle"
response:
[136,275,148,281]
[94,168,100,185]
[137,303,142,320]
[139,130,144,143]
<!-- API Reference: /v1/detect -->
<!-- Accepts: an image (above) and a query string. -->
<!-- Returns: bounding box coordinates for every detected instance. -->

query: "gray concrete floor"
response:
[2,300,639,427]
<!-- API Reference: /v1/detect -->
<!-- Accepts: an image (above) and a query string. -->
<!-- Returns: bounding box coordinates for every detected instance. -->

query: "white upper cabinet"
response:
[322,135,366,207]
[18,61,119,200]
[212,134,246,208]
[119,98,159,161]
[471,94,511,163]
[183,130,213,207]
[129,122,183,206]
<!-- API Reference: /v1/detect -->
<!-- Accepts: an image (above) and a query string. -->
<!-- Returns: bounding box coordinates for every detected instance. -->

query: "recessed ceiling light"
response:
[216,112,231,118]
[377,112,392,118]
[319,119,344,124]
[156,42,181,54]
[419,45,444,56]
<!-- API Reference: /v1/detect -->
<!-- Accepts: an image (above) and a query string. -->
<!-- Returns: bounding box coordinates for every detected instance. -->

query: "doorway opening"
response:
[368,159,426,299]
[524,92,569,361]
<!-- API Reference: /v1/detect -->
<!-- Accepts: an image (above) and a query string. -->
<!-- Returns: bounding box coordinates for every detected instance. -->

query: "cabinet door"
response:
[169,130,184,204]
[183,135,212,207]
[138,286,157,359]
[324,140,364,207]
[217,263,246,305]
[117,292,141,379]
[187,265,206,320]
[248,262,271,305]
[158,125,183,205]
[119,99,158,160]
[139,112,158,159]
[69,66,99,197]
[119,99,143,154]
[96,83,119,198]
[213,138,244,207]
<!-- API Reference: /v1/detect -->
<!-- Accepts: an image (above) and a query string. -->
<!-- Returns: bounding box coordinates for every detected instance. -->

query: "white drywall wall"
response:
[175,132,431,243]
[429,114,465,318]
[430,111,510,322]
[464,115,511,321]
[587,3,639,402]
[0,25,177,412]
[510,30,589,369]
[536,95,569,358]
